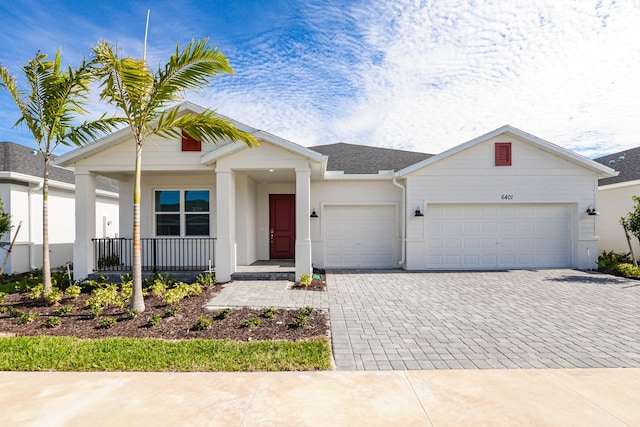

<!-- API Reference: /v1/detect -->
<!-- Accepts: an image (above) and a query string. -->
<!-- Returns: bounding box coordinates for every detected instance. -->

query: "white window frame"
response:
[153,189,211,237]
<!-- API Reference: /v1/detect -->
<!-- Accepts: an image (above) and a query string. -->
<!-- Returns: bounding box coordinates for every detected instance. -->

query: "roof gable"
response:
[397,125,615,178]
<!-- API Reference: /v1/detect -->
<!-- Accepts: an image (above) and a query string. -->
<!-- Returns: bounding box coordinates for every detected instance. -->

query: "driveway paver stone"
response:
[327,269,640,371]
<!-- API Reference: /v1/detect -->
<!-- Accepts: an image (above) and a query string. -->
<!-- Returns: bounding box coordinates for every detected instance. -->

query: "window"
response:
[155,190,210,236]
[182,131,202,151]
[495,142,512,166]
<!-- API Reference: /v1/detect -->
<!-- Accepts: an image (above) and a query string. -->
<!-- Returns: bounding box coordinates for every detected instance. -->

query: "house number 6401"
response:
[501,194,513,200]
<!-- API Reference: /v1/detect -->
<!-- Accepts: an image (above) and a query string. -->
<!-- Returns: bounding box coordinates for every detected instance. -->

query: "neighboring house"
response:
[0,141,119,274]
[55,102,614,281]
[594,147,640,256]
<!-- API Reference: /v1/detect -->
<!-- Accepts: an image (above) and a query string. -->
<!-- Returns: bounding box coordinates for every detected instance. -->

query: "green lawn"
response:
[0,336,332,371]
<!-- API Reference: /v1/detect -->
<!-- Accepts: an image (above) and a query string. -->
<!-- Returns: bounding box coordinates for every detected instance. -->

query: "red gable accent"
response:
[495,142,512,166]
[182,132,202,152]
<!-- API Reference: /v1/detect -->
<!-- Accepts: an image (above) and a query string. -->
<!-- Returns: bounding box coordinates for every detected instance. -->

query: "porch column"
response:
[74,171,96,280]
[295,168,312,279]
[216,169,236,282]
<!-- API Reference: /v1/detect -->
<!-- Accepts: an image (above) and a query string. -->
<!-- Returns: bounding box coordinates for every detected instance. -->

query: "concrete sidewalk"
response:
[2,368,638,426]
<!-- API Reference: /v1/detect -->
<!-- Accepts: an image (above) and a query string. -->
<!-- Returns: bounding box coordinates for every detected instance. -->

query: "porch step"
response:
[230,271,296,281]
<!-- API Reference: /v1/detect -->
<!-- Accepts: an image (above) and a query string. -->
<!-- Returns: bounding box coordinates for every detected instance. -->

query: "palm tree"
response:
[0,50,121,292]
[91,39,258,312]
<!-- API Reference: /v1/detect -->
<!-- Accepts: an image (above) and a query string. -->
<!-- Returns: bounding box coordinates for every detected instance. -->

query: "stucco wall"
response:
[0,181,119,274]
[597,183,640,257]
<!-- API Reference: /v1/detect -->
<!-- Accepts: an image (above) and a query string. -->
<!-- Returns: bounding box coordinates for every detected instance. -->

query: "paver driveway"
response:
[328,269,640,371]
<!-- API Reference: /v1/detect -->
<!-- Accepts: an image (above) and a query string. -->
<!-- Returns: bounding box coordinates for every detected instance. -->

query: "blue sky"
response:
[1,0,639,158]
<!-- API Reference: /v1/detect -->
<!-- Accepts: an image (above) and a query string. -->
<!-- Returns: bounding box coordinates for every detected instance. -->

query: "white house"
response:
[0,141,119,274]
[54,102,614,281]
[594,147,640,256]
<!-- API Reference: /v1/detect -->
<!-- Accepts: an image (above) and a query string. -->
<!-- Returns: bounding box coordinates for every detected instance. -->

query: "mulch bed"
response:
[0,284,328,342]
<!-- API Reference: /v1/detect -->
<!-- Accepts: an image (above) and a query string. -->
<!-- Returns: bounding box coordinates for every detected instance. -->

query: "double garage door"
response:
[324,205,396,268]
[322,203,572,269]
[426,204,572,269]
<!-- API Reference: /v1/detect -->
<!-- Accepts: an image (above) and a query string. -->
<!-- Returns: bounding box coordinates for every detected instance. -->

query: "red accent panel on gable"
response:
[182,132,202,152]
[495,142,512,166]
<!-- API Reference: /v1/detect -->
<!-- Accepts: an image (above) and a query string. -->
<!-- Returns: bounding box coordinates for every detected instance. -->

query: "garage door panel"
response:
[324,205,395,268]
[426,204,571,269]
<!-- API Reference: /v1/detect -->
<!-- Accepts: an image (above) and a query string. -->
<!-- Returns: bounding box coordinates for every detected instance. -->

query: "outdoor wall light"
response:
[415,206,424,217]
[310,208,319,218]
[586,205,599,216]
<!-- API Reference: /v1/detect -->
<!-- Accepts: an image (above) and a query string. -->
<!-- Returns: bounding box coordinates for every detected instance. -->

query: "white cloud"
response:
[330,0,640,156]
[1,0,639,158]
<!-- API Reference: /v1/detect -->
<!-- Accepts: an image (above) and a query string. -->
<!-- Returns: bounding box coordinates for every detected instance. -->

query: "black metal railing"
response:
[92,237,216,272]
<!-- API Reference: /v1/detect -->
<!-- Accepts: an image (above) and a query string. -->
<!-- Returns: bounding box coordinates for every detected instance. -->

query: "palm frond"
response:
[148,39,233,112]
[153,106,259,148]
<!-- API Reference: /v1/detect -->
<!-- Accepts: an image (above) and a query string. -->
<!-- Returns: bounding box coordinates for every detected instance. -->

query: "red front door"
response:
[269,194,295,259]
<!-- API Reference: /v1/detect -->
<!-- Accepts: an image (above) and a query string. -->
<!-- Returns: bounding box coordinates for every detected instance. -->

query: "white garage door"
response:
[324,205,396,268]
[426,204,572,269]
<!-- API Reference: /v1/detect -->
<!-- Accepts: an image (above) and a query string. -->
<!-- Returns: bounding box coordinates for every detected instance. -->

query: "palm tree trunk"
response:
[42,153,52,292]
[130,140,145,312]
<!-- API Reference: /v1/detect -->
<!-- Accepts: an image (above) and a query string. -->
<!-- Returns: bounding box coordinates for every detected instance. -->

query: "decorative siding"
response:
[76,134,230,172]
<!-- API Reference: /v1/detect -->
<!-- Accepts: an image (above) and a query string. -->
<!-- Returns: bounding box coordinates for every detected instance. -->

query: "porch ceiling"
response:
[239,168,295,183]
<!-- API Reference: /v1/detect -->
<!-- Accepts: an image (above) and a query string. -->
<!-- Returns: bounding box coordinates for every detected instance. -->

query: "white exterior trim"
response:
[598,179,640,191]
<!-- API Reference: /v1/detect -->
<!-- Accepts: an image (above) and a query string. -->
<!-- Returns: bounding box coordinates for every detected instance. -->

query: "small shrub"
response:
[183,282,202,297]
[65,285,82,299]
[119,279,134,302]
[163,288,185,305]
[86,284,121,310]
[0,291,6,303]
[53,306,74,316]
[8,308,22,318]
[164,307,179,317]
[147,315,162,327]
[28,283,44,300]
[123,309,138,320]
[292,314,308,327]
[299,306,315,316]
[43,316,62,328]
[162,282,201,305]
[51,269,73,290]
[44,288,64,306]
[148,280,167,297]
[242,317,262,328]
[99,317,117,329]
[0,306,8,313]
[262,307,277,318]
[86,306,102,319]
[191,315,212,331]
[18,311,39,324]
[597,251,632,269]
[299,274,312,287]
[216,308,232,319]
[614,263,640,278]
[196,272,216,288]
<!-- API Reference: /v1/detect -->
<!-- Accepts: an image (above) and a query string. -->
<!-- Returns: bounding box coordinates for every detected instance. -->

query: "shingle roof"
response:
[0,141,118,193]
[308,142,433,174]
[594,146,640,186]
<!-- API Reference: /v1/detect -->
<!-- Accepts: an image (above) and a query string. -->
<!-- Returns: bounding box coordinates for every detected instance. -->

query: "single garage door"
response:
[426,204,572,269]
[324,205,396,268]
